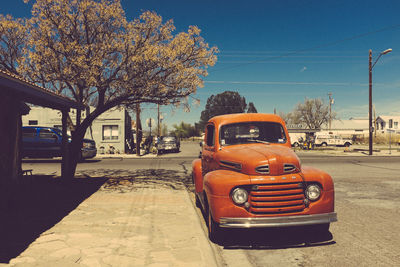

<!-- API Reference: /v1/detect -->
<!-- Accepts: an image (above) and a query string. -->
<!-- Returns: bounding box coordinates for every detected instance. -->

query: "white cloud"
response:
[337,99,400,119]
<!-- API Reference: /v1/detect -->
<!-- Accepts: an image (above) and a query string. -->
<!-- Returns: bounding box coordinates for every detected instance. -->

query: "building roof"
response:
[376,116,400,122]
[0,70,84,111]
[322,119,369,130]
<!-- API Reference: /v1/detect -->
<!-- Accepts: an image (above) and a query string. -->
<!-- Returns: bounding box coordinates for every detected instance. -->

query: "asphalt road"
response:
[22,142,400,266]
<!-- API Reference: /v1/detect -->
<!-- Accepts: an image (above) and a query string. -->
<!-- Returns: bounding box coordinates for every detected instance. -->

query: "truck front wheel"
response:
[207,206,222,243]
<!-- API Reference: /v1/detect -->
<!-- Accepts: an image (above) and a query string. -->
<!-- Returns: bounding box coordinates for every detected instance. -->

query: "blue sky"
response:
[3,0,400,131]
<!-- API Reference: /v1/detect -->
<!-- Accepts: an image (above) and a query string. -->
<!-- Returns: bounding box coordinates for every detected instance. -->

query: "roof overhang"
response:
[0,71,85,111]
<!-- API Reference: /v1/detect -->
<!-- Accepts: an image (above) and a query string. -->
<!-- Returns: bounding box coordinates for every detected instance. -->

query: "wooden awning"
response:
[0,70,84,111]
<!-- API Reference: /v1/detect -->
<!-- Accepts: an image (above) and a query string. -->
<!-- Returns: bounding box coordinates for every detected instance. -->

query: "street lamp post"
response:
[369,48,392,155]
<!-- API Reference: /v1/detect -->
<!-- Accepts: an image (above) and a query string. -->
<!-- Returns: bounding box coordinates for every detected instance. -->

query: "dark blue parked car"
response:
[22,126,97,159]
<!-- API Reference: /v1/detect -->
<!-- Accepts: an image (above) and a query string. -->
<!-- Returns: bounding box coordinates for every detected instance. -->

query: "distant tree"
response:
[247,102,258,113]
[291,98,335,129]
[199,91,247,130]
[172,122,197,139]
[278,111,300,125]
[160,123,168,136]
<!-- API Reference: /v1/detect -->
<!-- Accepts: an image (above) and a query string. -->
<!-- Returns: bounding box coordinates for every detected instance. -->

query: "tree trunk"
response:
[63,105,109,178]
[63,126,85,179]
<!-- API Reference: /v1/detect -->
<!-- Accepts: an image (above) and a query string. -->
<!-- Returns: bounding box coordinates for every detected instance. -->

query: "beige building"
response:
[321,118,369,138]
[22,106,133,154]
[376,116,400,133]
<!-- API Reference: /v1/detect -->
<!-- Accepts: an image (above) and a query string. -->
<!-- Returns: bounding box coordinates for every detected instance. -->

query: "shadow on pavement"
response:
[78,169,191,192]
[22,159,101,164]
[0,175,107,263]
[217,227,335,249]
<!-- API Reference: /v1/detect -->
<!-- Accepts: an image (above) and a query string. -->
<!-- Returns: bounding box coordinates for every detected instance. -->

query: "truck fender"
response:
[301,166,334,191]
[192,159,203,193]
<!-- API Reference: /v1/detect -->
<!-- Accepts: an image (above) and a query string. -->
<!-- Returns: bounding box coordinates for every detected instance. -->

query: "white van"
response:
[314,134,352,147]
[289,133,306,147]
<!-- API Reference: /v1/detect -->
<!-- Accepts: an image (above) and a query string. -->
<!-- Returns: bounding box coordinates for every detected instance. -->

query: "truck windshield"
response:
[220,122,286,146]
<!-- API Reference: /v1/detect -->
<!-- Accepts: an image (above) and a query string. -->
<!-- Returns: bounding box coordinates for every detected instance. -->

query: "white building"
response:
[22,106,133,153]
[321,118,369,138]
[376,116,400,133]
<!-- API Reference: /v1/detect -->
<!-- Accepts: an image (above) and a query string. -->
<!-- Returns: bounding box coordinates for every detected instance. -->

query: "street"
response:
[20,142,400,266]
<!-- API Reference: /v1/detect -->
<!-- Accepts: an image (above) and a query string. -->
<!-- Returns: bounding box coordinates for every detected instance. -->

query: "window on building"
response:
[28,120,38,125]
[389,119,393,128]
[103,125,119,140]
[394,122,398,129]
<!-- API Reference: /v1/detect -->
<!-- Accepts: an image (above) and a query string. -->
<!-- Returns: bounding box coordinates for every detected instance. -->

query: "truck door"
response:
[202,123,216,176]
[22,127,38,156]
[334,135,341,146]
[38,128,61,156]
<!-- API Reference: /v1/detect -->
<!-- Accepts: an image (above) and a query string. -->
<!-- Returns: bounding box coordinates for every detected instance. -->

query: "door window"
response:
[206,124,215,147]
[22,128,36,138]
[39,128,57,139]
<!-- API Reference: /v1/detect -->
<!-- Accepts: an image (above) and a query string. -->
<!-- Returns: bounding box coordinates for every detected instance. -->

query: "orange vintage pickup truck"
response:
[192,113,337,242]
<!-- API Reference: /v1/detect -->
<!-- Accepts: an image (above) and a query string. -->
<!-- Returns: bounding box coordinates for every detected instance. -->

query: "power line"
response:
[204,80,396,87]
[218,60,364,64]
[211,23,400,72]
[219,55,365,58]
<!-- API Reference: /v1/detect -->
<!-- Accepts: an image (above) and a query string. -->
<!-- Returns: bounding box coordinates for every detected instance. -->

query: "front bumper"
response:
[81,148,97,159]
[219,212,337,228]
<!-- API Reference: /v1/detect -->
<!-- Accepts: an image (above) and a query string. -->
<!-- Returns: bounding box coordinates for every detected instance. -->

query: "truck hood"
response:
[216,144,301,176]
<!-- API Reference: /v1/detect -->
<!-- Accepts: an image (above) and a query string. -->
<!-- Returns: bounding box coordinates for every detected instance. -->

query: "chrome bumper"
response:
[219,212,337,228]
[81,148,97,159]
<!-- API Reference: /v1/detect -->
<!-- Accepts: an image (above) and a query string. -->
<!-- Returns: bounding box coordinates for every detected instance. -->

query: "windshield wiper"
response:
[249,139,270,144]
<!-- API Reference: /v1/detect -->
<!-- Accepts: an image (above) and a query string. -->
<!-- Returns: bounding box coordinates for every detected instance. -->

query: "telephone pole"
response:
[328,93,333,130]
[136,104,141,156]
[157,103,160,136]
[368,48,392,155]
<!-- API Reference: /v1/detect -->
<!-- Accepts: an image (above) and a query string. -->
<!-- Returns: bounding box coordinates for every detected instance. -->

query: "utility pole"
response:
[368,48,392,156]
[136,104,141,156]
[369,49,373,155]
[328,93,333,130]
[157,103,160,137]
[373,105,377,138]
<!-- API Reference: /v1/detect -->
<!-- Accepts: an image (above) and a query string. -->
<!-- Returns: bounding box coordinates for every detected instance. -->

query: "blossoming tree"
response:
[0,0,218,178]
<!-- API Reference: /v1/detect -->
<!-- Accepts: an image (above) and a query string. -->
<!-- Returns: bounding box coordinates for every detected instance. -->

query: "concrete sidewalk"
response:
[8,182,218,267]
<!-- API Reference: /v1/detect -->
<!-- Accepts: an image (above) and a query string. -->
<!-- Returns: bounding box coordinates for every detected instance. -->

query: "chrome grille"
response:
[255,164,270,174]
[249,182,305,215]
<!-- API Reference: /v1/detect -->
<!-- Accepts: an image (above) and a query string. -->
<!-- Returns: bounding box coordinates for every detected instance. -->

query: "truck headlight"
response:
[231,188,248,205]
[305,184,321,201]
